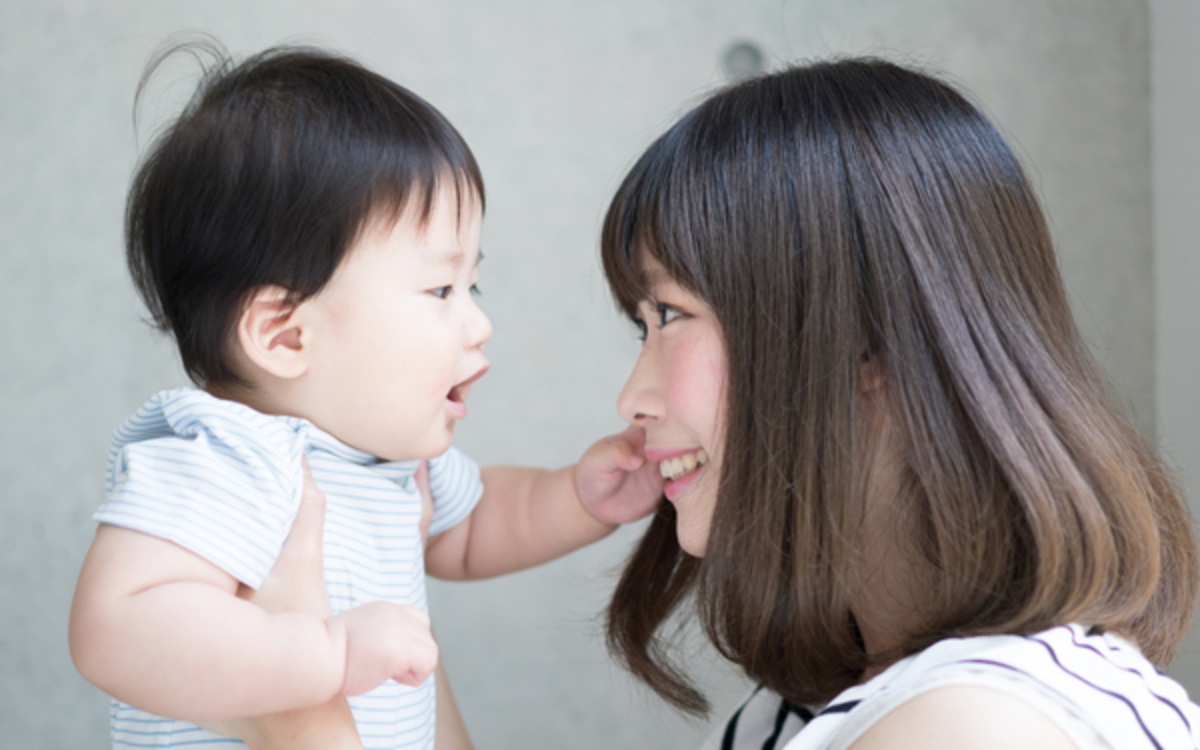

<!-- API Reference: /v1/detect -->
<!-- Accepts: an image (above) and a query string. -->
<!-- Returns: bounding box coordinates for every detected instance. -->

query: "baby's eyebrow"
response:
[427,247,483,268]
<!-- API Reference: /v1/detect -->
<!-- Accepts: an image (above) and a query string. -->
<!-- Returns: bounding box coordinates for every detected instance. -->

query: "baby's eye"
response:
[429,286,453,299]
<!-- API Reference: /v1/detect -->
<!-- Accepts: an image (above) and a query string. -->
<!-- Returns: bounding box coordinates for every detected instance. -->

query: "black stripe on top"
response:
[760,699,792,750]
[722,686,764,750]
[1026,633,1166,750]
[819,700,860,716]
[760,699,813,750]
[1059,627,1194,736]
[960,657,1162,750]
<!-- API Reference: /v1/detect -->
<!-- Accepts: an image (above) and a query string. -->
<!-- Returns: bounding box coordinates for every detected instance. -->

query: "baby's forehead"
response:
[416,241,483,269]
[350,192,482,267]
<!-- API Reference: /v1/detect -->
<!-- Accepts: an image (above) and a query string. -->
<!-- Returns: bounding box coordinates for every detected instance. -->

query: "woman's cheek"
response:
[666,334,727,446]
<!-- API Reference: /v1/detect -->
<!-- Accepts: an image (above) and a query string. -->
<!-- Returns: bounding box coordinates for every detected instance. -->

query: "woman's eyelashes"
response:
[633,300,686,340]
[655,302,684,326]
[633,317,649,342]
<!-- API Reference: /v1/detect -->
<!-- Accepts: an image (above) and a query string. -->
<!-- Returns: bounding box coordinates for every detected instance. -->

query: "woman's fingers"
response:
[416,460,434,546]
[238,455,332,617]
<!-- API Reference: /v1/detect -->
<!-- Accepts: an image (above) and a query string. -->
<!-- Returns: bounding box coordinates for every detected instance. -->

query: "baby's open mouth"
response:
[659,449,708,482]
[447,366,489,404]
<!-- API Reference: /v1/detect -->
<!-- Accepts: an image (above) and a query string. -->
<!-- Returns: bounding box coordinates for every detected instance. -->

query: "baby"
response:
[68,44,660,749]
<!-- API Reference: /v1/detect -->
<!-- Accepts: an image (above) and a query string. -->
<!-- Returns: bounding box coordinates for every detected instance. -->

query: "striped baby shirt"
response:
[704,624,1200,750]
[93,387,483,749]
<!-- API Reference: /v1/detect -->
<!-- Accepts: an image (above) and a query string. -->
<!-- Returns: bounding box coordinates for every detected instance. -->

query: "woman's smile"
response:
[646,447,710,500]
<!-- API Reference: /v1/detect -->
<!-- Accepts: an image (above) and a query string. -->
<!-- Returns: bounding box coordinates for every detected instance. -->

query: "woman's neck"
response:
[846,401,931,677]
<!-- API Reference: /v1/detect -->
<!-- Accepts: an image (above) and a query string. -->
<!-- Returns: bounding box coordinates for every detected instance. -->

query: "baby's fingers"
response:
[338,603,438,696]
[597,426,649,473]
[389,614,438,688]
[407,607,431,631]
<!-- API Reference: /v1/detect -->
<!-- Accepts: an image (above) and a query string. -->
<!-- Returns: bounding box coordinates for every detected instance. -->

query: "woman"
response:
[599,57,1199,749]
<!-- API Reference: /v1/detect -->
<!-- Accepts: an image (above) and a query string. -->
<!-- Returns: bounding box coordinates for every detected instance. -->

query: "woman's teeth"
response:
[659,449,708,482]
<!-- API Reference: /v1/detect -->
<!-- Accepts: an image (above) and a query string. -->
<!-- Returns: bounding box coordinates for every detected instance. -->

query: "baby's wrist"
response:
[571,466,619,529]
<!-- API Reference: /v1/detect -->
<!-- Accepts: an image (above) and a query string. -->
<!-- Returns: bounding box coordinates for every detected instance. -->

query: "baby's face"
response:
[297,185,491,460]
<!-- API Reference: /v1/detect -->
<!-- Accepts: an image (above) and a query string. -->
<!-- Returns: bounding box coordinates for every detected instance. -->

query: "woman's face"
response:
[617,256,727,557]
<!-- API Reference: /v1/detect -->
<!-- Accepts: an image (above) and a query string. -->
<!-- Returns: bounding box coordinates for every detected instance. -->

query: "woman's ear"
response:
[859,353,886,394]
[236,286,309,380]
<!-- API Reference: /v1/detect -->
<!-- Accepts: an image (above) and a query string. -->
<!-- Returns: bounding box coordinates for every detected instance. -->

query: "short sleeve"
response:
[425,446,484,536]
[96,389,307,588]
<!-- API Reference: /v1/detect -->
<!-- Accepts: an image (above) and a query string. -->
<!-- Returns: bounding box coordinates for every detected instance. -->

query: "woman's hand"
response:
[416,460,476,750]
[206,458,475,750]
[204,458,365,750]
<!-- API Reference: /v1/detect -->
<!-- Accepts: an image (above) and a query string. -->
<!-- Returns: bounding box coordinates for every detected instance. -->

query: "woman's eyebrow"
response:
[640,265,668,286]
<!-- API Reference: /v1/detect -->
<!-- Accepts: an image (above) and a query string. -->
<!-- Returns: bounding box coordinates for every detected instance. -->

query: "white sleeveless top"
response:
[703,625,1200,750]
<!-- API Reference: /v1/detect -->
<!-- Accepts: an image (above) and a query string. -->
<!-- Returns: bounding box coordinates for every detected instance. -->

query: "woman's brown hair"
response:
[601,58,1198,713]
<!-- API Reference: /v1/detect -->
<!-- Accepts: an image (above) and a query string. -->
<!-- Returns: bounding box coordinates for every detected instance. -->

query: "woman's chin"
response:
[674,523,709,558]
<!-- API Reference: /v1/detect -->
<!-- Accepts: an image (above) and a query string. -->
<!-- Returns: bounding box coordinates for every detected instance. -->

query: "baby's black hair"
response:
[126,40,484,386]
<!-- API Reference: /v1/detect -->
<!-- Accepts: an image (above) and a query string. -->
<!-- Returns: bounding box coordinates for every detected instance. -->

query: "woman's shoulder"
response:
[848,684,1078,749]
[730,625,1200,750]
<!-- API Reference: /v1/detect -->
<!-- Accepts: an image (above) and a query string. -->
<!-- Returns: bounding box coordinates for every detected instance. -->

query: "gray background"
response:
[1,0,1197,747]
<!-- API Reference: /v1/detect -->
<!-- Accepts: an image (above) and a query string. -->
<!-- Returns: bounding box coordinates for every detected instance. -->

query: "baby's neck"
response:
[206,380,304,422]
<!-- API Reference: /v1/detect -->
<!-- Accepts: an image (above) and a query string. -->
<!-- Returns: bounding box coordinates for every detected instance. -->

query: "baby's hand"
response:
[575,426,665,525]
[330,602,439,695]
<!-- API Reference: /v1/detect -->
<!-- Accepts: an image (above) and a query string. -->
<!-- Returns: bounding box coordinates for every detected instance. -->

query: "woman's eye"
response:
[656,303,684,327]
[633,318,648,342]
[429,286,452,299]
[469,284,482,297]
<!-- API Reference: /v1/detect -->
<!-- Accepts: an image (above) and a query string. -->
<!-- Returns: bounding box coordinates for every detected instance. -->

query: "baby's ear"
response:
[237,286,308,380]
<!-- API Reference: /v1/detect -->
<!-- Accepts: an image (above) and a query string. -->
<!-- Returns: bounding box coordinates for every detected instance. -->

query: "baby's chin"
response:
[387,434,455,463]
[342,426,454,463]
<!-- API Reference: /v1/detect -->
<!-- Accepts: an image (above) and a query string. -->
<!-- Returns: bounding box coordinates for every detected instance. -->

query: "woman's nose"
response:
[617,348,663,425]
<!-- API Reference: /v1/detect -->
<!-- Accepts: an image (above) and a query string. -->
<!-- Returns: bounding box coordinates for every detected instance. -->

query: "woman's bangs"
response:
[602,144,710,320]
[600,190,652,319]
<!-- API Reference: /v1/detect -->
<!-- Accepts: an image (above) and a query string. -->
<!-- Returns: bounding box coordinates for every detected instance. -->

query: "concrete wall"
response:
[1153,0,1200,692]
[0,1,1169,747]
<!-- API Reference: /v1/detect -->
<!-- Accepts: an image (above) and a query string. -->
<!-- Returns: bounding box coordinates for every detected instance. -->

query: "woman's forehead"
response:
[636,251,671,286]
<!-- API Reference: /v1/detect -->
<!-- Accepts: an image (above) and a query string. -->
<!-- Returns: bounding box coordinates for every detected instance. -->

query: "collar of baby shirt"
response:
[139,387,421,493]
[302,422,421,490]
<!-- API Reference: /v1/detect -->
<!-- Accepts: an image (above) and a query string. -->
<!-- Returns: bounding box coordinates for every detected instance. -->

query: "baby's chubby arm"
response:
[69,474,438,722]
[425,426,663,580]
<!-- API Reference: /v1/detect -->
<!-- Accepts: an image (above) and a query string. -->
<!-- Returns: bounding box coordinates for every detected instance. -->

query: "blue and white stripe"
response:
[96,388,483,749]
